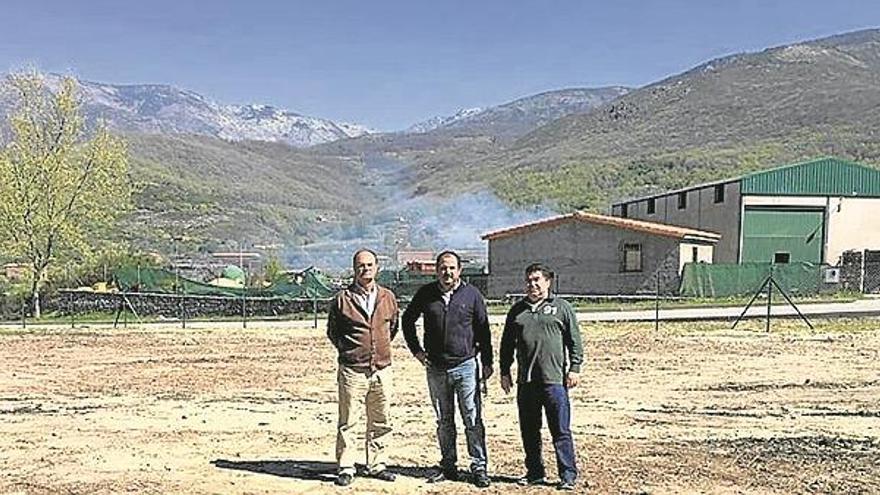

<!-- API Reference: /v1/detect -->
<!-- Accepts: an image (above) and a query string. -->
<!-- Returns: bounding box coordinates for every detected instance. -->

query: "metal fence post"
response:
[313,296,318,329]
[861,249,867,294]
[766,268,773,333]
[242,289,247,329]
[181,285,187,330]
[655,275,660,332]
[69,291,75,329]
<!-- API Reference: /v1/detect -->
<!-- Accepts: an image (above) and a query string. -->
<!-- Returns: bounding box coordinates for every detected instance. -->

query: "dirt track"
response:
[1,319,879,494]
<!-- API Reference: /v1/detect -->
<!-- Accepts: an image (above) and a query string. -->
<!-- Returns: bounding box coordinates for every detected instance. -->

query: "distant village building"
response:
[482,212,719,298]
[3,263,29,281]
[611,157,880,266]
[405,259,436,275]
[396,249,435,265]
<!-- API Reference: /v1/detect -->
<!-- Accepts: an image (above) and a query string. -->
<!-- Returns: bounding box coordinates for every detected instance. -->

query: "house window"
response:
[647,198,656,214]
[714,184,725,204]
[692,246,699,263]
[774,252,791,264]
[621,203,628,218]
[677,191,687,209]
[622,243,642,272]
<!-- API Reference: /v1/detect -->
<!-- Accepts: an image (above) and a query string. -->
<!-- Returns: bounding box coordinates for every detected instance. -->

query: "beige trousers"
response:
[335,365,393,475]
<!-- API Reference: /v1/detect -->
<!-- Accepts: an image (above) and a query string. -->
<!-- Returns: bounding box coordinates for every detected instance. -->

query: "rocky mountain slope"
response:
[411,29,880,210]
[406,86,630,139]
[0,74,371,147]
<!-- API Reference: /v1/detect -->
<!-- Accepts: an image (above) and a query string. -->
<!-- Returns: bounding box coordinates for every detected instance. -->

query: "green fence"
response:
[377,268,488,298]
[680,262,823,298]
[114,266,335,298]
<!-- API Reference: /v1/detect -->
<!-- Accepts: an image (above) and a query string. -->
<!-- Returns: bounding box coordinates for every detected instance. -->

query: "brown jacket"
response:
[327,283,399,371]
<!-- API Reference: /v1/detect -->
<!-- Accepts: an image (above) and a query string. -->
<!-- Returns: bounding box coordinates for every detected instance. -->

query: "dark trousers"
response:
[516,382,577,482]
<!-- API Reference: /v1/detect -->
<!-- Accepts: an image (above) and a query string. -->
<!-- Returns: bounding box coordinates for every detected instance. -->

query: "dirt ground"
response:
[1,318,879,494]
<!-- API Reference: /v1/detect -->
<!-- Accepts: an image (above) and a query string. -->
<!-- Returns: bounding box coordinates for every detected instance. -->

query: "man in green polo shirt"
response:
[500,263,583,491]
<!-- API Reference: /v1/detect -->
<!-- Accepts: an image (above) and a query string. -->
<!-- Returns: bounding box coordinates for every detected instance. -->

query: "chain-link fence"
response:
[5,249,880,328]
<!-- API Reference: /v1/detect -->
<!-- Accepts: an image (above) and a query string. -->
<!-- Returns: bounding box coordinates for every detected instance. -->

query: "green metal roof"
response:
[741,157,880,197]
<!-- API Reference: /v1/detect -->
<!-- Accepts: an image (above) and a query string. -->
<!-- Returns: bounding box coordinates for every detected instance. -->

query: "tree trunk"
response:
[30,267,42,319]
[32,289,41,319]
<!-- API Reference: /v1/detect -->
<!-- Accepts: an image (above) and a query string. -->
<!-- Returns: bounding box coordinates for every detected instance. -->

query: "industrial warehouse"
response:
[483,157,880,297]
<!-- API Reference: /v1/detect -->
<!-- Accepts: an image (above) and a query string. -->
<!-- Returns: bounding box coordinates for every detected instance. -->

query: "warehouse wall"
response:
[486,221,691,298]
[613,181,740,263]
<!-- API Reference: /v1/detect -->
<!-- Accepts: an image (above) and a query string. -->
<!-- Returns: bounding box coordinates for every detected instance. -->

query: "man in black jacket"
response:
[402,250,493,488]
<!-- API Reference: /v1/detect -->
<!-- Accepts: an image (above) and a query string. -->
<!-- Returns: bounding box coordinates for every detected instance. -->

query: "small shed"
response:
[481,211,720,298]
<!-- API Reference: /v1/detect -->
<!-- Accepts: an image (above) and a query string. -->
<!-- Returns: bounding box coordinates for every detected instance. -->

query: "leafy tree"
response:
[262,255,285,284]
[0,72,130,317]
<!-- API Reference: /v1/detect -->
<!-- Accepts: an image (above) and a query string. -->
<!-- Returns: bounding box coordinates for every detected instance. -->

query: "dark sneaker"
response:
[517,475,546,486]
[335,473,354,486]
[427,469,459,483]
[473,471,491,488]
[557,479,577,491]
[372,470,396,482]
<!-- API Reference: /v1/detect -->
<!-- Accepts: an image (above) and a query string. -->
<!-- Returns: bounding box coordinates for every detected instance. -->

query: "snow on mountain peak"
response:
[8,74,374,148]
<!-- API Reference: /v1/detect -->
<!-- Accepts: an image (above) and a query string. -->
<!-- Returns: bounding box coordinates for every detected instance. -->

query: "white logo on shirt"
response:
[543,305,557,315]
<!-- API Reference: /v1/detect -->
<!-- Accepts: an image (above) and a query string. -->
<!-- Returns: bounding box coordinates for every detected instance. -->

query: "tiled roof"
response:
[481,211,721,242]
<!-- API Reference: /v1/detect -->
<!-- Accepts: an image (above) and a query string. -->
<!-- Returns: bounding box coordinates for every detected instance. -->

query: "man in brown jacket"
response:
[327,248,400,486]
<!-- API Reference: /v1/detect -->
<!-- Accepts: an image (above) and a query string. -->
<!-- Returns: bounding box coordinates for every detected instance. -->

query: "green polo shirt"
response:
[500,296,583,385]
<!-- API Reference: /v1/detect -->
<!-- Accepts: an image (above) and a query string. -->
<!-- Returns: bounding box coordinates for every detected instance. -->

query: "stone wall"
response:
[45,291,330,318]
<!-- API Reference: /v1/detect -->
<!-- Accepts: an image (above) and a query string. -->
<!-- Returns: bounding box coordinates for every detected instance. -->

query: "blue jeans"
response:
[426,358,488,473]
[516,383,577,483]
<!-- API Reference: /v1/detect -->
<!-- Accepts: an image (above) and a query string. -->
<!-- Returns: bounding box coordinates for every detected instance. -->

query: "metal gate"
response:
[741,207,824,264]
[864,250,880,293]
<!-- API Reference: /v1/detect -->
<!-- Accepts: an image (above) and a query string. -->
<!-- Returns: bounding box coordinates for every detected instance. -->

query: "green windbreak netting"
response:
[679,262,822,298]
[114,266,335,298]
[268,269,336,298]
[377,270,435,297]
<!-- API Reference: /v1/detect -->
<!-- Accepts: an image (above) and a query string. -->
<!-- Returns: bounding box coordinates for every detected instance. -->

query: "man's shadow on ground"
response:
[211,459,519,484]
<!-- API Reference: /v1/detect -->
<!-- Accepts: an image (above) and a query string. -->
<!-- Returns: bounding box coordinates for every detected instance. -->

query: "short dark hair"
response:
[435,250,461,268]
[525,263,554,281]
[352,248,378,269]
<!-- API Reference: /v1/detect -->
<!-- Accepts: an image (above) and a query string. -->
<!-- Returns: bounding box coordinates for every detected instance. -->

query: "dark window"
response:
[622,243,642,272]
[692,246,699,262]
[677,191,687,209]
[621,203,628,218]
[647,198,656,214]
[774,252,791,264]
[714,184,725,204]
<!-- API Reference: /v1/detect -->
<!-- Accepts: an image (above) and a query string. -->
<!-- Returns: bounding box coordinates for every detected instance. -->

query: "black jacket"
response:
[402,281,492,369]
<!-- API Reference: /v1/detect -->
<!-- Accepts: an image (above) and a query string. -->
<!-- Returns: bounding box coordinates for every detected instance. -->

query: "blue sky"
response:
[2,1,879,130]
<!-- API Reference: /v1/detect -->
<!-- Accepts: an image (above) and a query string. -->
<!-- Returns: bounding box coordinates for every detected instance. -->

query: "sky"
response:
[2,1,879,131]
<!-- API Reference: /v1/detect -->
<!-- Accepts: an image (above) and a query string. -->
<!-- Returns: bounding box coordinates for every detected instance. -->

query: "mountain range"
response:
[406,86,630,139]
[0,74,372,148]
[397,28,880,211]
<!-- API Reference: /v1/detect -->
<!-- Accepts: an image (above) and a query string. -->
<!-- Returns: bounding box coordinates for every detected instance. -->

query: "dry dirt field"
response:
[1,318,879,494]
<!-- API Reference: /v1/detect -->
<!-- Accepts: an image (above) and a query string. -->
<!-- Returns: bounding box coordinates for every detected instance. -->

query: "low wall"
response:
[46,291,330,318]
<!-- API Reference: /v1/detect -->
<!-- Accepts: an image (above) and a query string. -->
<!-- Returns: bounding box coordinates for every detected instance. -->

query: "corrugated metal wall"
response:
[741,157,880,196]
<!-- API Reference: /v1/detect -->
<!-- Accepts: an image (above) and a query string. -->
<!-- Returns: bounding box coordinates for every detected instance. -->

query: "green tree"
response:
[0,72,130,317]
[262,254,285,284]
